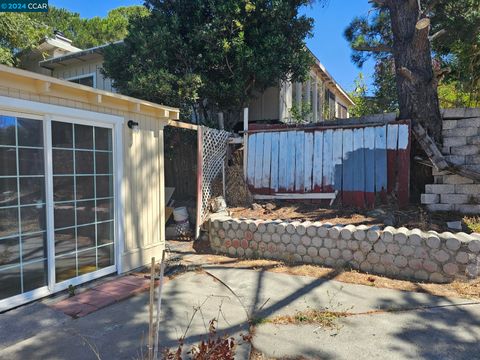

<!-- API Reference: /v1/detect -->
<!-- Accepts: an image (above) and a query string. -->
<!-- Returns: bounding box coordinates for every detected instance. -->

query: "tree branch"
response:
[434,66,451,79]
[429,29,447,42]
[415,17,431,30]
[422,0,441,16]
[353,44,393,53]
[368,0,387,6]
[397,67,415,82]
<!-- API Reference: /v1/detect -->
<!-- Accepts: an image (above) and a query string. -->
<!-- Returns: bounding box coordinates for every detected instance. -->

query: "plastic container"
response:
[173,206,189,223]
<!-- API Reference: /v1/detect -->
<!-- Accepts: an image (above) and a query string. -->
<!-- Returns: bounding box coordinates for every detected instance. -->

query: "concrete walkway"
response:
[1,246,480,359]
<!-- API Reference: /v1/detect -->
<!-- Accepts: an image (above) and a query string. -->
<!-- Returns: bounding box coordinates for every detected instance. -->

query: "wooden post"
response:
[243,108,249,180]
[195,127,203,239]
[306,78,311,122]
[153,250,166,360]
[148,257,156,360]
[313,79,318,122]
[218,112,224,130]
[295,82,302,107]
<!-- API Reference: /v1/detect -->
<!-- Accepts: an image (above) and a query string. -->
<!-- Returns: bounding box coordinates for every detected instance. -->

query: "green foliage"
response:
[463,216,480,234]
[102,0,314,123]
[0,6,147,66]
[0,13,49,65]
[30,6,149,49]
[348,73,378,117]
[290,101,313,123]
[344,0,480,112]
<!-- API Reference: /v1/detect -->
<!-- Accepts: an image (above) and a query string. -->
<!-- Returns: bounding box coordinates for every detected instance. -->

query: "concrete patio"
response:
[1,263,480,359]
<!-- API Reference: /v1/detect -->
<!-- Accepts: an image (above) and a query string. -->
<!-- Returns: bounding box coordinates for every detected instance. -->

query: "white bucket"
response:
[173,206,189,223]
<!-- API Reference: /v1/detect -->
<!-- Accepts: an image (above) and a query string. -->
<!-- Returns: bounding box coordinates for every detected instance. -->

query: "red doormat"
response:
[50,275,153,318]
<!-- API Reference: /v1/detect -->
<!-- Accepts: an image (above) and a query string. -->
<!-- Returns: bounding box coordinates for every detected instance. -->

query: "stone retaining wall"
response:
[421,108,480,214]
[208,216,480,283]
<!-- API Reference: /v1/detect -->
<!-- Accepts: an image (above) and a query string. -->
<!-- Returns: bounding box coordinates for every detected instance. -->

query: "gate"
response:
[195,126,230,236]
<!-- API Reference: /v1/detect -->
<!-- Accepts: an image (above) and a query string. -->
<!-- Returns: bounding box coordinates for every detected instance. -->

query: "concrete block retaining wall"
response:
[208,217,480,283]
[421,109,480,214]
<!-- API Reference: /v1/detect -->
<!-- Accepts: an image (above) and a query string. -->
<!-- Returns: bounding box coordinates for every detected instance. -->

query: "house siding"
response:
[0,71,173,273]
[52,60,115,93]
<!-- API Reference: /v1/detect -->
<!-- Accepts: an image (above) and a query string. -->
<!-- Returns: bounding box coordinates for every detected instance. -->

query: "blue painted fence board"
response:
[364,127,375,193]
[262,132,272,189]
[278,131,288,191]
[304,132,314,192]
[374,126,387,193]
[312,131,324,191]
[270,132,280,192]
[246,122,410,208]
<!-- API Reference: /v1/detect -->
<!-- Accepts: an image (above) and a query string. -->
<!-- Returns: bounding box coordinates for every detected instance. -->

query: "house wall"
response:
[421,109,480,214]
[248,86,280,122]
[0,69,174,273]
[52,59,116,93]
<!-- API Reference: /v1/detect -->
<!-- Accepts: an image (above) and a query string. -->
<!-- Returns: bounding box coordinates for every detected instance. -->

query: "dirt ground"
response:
[220,258,480,301]
[229,201,473,233]
[162,240,480,301]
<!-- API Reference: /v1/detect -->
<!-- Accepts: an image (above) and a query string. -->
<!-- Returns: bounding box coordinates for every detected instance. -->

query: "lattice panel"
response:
[199,126,230,224]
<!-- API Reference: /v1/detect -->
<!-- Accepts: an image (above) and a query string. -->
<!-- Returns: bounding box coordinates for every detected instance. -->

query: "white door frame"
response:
[0,95,124,312]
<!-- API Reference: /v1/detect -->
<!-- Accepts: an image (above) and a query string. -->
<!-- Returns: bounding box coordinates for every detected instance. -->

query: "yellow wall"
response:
[0,66,178,272]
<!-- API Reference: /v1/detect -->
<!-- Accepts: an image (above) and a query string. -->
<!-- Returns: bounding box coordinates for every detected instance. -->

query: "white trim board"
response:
[0,95,123,124]
[253,192,337,200]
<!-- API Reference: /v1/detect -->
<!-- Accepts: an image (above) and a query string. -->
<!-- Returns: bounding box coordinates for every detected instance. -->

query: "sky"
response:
[49,0,375,93]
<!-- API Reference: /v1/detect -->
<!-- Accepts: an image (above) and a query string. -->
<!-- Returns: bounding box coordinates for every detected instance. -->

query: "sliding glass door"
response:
[52,121,115,283]
[0,113,116,304]
[0,115,47,301]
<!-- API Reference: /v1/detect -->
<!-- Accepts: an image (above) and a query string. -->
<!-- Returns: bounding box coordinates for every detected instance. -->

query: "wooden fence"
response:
[245,121,411,208]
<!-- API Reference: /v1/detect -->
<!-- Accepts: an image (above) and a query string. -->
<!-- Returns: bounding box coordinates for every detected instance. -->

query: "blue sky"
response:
[49,0,375,93]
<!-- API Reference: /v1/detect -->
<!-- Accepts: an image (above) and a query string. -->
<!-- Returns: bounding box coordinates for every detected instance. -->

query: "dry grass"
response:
[223,259,480,300]
[268,309,349,328]
[249,349,309,360]
[230,202,469,233]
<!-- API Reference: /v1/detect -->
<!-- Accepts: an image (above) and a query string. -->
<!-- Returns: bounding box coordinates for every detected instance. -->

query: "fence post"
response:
[243,107,249,180]
[195,126,203,240]
[218,112,224,130]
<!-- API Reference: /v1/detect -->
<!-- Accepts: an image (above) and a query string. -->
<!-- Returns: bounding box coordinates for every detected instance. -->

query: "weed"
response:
[463,216,480,233]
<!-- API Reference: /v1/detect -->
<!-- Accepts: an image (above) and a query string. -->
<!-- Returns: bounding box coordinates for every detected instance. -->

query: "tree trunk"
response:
[388,0,442,143]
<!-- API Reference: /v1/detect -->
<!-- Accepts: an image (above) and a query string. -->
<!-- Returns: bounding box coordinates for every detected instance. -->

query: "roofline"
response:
[36,40,355,106]
[0,64,180,120]
[39,41,123,69]
[307,49,355,107]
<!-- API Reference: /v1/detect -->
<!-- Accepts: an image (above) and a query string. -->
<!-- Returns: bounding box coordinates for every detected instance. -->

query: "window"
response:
[67,74,95,88]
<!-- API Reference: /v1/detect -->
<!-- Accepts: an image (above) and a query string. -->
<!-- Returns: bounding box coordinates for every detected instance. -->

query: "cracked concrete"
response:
[1,241,479,359]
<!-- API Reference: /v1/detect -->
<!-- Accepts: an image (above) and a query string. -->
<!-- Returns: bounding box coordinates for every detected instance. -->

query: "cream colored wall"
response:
[248,86,280,121]
[52,59,116,93]
[0,81,167,272]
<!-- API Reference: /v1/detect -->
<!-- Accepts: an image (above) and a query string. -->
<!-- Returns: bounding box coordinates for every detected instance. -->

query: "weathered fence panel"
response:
[245,121,411,208]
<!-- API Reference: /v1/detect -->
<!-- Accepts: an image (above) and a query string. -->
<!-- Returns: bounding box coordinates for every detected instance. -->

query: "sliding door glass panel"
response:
[0,115,47,301]
[52,121,114,282]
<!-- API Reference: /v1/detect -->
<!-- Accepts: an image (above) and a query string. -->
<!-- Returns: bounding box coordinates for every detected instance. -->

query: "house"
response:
[0,64,186,312]
[249,51,354,123]
[21,33,354,125]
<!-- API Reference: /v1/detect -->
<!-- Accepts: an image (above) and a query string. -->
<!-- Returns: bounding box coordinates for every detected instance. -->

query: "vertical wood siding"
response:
[246,122,411,208]
[52,60,115,92]
[0,84,168,272]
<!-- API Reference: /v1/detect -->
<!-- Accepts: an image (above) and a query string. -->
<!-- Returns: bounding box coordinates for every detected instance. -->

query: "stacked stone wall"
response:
[209,217,480,283]
[421,108,480,214]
